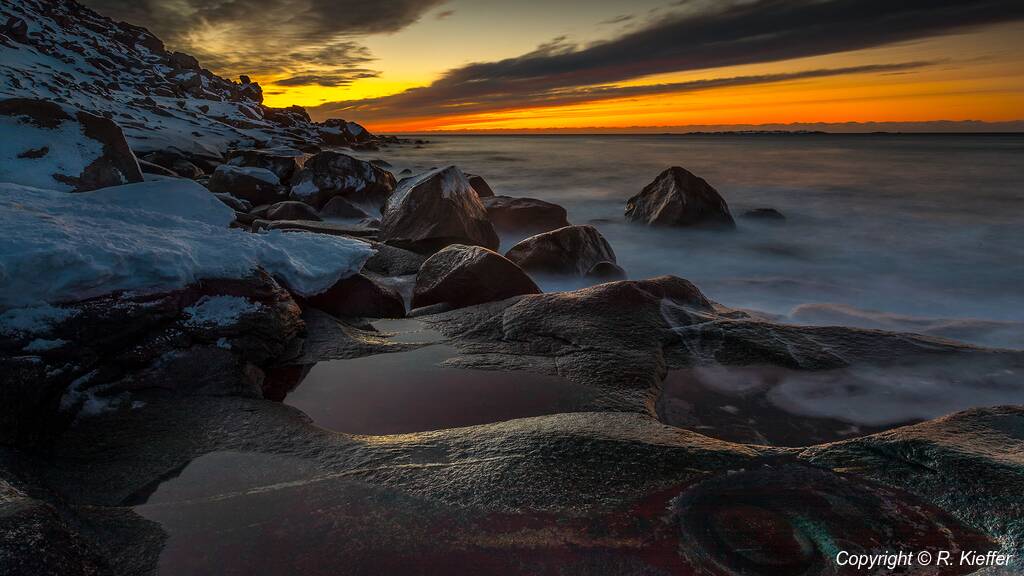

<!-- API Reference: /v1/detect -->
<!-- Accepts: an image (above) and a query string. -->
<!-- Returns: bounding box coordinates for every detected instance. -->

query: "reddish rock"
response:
[381,166,499,253]
[505,225,618,276]
[412,244,540,310]
[626,166,735,228]
[482,195,569,234]
[465,173,495,197]
[306,273,405,318]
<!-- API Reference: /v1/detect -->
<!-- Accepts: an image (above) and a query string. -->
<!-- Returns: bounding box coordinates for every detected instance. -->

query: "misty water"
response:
[362,134,1024,349]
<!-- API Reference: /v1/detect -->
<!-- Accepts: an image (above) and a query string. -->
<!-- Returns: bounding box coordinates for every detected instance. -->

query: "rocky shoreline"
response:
[2,1,1023,574]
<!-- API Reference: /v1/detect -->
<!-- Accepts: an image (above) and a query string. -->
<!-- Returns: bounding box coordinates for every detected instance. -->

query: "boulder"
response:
[743,207,786,221]
[586,261,627,281]
[168,51,200,70]
[214,192,251,212]
[0,272,303,443]
[265,201,321,222]
[207,164,285,206]
[0,98,143,192]
[137,158,177,177]
[380,166,499,253]
[141,149,204,179]
[305,273,405,318]
[411,244,541,310]
[289,151,395,211]
[319,195,370,220]
[482,195,569,234]
[626,166,735,229]
[226,148,303,182]
[505,225,617,276]
[362,243,427,277]
[465,173,495,197]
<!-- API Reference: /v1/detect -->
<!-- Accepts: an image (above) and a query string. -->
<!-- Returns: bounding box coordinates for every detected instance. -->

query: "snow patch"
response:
[23,338,67,352]
[184,296,262,327]
[0,111,103,191]
[0,180,374,309]
[0,304,78,335]
[213,164,280,185]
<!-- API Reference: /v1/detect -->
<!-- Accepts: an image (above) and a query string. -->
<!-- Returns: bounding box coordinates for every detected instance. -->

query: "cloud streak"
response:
[80,0,446,79]
[310,0,1024,123]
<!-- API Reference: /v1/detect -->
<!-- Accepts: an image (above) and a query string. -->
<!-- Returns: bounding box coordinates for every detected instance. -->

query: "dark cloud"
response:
[599,14,634,25]
[80,0,447,77]
[275,72,380,87]
[310,0,1024,122]
[313,61,936,121]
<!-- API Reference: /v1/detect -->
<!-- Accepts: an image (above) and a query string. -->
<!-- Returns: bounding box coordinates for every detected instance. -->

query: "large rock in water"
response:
[288,151,395,211]
[0,98,143,192]
[505,225,618,276]
[411,244,541,310]
[625,166,735,228]
[482,195,570,235]
[207,164,286,206]
[380,166,499,253]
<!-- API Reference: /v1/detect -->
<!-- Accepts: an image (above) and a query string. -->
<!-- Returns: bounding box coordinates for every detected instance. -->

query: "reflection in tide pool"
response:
[283,319,589,435]
[285,344,587,435]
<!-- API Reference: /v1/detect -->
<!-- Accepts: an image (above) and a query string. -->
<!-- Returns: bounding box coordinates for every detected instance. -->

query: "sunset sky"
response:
[83,0,1024,132]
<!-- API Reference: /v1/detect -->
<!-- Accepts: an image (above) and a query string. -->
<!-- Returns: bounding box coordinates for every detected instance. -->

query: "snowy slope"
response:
[0,0,372,155]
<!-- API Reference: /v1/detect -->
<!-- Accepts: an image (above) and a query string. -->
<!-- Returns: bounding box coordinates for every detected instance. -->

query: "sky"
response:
[81,0,1024,132]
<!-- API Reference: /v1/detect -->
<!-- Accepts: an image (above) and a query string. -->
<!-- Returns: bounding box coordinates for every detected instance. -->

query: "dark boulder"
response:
[0,272,303,443]
[412,244,541,310]
[141,149,204,179]
[138,159,178,177]
[214,193,251,212]
[0,98,143,192]
[208,165,286,206]
[626,166,735,229]
[743,208,786,221]
[586,261,627,281]
[265,201,321,222]
[380,166,499,253]
[305,273,405,319]
[482,195,569,234]
[505,225,617,276]
[319,196,370,220]
[289,151,395,211]
[168,51,199,70]
[226,148,303,182]
[465,173,495,197]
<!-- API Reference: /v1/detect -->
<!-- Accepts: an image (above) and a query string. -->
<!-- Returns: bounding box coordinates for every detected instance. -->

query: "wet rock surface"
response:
[381,166,499,253]
[1,274,1022,574]
[412,244,540,310]
[626,166,735,229]
[505,224,618,277]
[482,195,570,235]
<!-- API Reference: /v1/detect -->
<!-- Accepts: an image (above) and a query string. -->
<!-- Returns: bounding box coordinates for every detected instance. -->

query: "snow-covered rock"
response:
[0,0,383,155]
[207,164,285,206]
[0,97,143,191]
[0,179,375,311]
[288,151,396,211]
[226,147,305,182]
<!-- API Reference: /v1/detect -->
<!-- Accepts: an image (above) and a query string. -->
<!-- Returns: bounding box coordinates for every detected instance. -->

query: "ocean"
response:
[360,134,1024,349]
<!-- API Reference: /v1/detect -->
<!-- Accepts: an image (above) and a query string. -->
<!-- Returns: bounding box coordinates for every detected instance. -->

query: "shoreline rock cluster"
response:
[1,1,1022,574]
